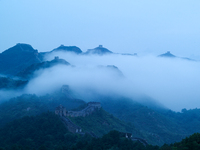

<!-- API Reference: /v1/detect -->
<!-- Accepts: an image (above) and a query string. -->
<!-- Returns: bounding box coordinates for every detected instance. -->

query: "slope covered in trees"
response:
[160,133,200,150]
[0,112,159,150]
[0,93,85,127]
[101,97,200,145]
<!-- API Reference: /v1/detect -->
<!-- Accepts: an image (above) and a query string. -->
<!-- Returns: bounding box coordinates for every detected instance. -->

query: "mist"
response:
[15,51,198,112]
[0,89,23,103]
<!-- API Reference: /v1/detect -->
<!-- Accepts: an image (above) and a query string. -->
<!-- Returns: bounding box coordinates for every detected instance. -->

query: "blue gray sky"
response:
[1,0,200,58]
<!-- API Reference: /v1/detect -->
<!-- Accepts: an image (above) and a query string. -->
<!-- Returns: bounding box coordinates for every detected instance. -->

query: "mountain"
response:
[0,112,76,150]
[121,53,137,56]
[85,45,113,55]
[158,51,196,61]
[1,43,200,147]
[0,112,158,150]
[158,51,176,58]
[2,84,200,146]
[0,43,42,75]
[17,57,70,79]
[106,65,124,77]
[96,65,124,78]
[69,108,141,138]
[160,133,200,149]
[0,92,140,137]
[0,89,85,127]
[0,77,27,90]
[99,96,200,146]
[52,45,82,54]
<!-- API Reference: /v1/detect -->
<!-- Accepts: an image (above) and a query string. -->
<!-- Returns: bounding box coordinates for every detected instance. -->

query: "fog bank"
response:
[23,52,200,111]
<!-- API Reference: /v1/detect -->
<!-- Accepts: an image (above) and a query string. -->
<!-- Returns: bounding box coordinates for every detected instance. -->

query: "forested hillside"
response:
[0,112,159,150]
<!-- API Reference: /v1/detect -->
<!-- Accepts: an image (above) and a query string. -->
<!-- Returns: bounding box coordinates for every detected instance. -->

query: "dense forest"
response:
[1,112,200,150]
[160,133,200,150]
[0,112,158,150]
[1,94,200,146]
[101,97,200,145]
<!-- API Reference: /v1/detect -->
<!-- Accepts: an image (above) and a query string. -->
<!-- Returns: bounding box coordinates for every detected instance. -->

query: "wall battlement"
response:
[55,102,101,117]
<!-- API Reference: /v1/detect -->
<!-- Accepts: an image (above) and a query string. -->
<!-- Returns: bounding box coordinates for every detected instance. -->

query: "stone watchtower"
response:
[55,56,59,60]
[55,105,67,116]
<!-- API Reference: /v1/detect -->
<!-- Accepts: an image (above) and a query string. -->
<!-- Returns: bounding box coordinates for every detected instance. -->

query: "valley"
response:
[0,43,200,149]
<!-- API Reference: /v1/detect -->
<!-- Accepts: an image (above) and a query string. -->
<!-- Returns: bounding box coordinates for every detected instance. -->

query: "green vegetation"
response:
[101,97,200,145]
[69,108,142,137]
[0,112,159,150]
[160,133,200,150]
[0,94,85,127]
[0,112,83,150]
[2,93,200,146]
[74,130,159,150]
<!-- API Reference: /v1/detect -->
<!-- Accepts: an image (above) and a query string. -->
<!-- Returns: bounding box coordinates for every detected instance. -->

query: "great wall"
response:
[55,102,148,145]
[55,102,101,117]
[55,102,101,136]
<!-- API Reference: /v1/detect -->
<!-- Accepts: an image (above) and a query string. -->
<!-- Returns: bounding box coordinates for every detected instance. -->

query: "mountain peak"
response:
[85,45,113,55]
[159,51,176,58]
[2,43,37,55]
[52,45,82,54]
[0,43,41,75]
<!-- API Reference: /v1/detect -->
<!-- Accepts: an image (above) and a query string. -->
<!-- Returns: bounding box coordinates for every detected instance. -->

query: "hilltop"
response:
[0,43,42,75]
[85,45,113,55]
[52,45,82,54]
[158,51,176,58]
[0,112,159,150]
[158,51,195,61]
[17,56,70,79]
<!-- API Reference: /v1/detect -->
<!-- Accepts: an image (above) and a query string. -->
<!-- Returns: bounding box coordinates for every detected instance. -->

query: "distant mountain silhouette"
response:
[0,43,42,75]
[158,51,176,58]
[121,53,137,56]
[158,51,196,61]
[17,56,70,79]
[106,65,124,77]
[85,45,113,55]
[1,43,197,78]
[52,45,82,54]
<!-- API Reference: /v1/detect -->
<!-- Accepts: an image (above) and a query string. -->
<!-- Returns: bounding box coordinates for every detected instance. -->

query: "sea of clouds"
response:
[20,51,200,112]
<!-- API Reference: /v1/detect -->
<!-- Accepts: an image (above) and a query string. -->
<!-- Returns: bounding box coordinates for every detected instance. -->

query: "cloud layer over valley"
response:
[20,51,200,112]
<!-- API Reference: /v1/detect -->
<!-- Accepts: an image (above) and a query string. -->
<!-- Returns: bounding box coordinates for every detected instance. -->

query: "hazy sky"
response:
[1,0,200,58]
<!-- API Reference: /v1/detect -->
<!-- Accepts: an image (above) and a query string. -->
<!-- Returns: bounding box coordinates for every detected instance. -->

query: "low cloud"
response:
[21,51,200,112]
